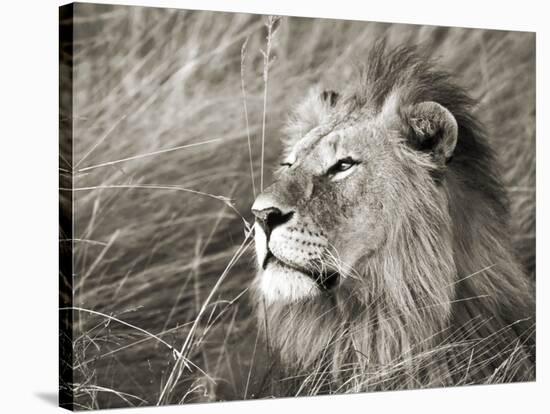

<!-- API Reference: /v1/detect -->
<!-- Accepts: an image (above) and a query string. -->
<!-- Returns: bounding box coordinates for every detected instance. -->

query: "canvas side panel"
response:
[59,3,74,411]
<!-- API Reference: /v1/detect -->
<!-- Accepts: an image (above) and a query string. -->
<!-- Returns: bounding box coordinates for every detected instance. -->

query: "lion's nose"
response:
[252,197,294,236]
[252,207,294,235]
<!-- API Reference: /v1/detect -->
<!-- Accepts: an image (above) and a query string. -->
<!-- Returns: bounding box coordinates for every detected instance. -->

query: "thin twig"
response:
[240,37,257,198]
[156,233,254,405]
[61,307,181,358]
[77,138,225,173]
[62,184,247,224]
[74,113,128,169]
[76,230,120,292]
[260,16,280,192]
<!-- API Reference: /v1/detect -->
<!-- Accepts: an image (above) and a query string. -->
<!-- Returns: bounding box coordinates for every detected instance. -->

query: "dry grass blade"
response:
[61,306,182,358]
[240,37,257,199]
[75,384,148,406]
[64,184,247,224]
[157,233,254,405]
[260,16,281,192]
[77,138,226,173]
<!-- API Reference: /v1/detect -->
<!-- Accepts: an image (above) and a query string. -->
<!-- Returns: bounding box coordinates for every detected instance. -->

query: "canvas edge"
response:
[59,2,75,411]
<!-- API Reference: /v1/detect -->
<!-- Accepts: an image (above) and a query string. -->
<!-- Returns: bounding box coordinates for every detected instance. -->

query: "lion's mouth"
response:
[262,249,340,290]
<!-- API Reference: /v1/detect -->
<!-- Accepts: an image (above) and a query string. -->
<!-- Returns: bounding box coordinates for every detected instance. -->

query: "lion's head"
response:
[252,91,458,305]
[250,44,535,391]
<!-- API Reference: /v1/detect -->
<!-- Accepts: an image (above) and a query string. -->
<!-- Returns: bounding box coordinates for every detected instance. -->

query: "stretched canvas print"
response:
[59,2,536,410]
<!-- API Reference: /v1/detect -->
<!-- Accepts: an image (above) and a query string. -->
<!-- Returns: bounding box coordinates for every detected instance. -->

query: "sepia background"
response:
[59,3,535,410]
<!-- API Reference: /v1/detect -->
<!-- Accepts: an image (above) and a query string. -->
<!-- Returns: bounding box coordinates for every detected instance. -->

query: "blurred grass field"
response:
[59,3,535,409]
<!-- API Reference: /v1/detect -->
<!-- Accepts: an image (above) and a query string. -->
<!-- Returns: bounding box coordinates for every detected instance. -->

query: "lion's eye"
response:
[279,162,293,168]
[327,157,358,176]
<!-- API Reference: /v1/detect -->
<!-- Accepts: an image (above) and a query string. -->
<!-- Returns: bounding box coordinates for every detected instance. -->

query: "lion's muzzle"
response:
[251,189,339,302]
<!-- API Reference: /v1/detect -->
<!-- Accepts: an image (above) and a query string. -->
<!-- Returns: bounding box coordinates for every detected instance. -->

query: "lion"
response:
[250,43,535,393]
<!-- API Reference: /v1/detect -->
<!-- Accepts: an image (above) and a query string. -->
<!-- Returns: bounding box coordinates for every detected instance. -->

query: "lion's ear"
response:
[403,101,458,165]
[320,90,339,107]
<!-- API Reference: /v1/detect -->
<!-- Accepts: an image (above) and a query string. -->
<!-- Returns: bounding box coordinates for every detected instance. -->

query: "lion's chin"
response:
[258,261,321,304]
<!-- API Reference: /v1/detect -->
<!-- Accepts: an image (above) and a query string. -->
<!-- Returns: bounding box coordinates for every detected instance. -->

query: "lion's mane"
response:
[254,44,535,393]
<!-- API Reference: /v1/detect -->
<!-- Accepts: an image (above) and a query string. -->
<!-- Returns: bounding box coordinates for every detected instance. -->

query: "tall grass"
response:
[60,3,535,409]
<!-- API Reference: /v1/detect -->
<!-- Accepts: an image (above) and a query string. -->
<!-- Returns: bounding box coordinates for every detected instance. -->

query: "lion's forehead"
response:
[287,98,401,166]
[286,124,337,162]
[287,121,378,170]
